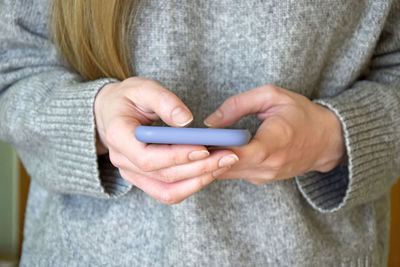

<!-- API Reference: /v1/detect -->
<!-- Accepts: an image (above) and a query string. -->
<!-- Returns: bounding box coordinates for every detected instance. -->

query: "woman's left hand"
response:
[204,85,346,185]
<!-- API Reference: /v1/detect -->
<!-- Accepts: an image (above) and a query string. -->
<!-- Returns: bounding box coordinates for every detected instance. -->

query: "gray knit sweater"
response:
[1,0,399,266]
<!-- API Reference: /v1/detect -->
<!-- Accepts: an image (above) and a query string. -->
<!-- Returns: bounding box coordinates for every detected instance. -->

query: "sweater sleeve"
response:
[0,0,132,198]
[295,0,400,213]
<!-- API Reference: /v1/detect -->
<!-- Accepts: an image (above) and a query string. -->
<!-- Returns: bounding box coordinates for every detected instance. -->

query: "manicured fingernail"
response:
[218,154,239,168]
[189,150,210,161]
[171,107,193,126]
[204,110,223,127]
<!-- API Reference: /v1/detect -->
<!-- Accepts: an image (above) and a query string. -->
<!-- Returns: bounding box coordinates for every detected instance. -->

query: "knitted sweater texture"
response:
[1,0,400,266]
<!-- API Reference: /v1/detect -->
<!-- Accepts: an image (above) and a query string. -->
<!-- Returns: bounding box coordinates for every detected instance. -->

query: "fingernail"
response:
[189,150,210,161]
[218,154,239,168]
[204,110,223,127]
[171,107,193,126]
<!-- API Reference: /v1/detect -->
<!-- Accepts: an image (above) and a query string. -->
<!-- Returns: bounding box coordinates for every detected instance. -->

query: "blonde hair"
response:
[50,0,136,80]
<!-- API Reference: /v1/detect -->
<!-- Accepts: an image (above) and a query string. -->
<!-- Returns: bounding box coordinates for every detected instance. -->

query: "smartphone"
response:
[135,126,251,146]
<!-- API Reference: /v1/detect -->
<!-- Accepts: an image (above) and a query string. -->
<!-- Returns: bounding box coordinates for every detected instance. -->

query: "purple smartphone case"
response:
[135,126,251,146]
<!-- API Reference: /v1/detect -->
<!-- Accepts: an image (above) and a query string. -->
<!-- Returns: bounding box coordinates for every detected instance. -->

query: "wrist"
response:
[314,104,347,172]
[94,82,116,155]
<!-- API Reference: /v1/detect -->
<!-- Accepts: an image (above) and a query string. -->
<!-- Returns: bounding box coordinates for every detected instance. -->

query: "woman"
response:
[0,0,399,265]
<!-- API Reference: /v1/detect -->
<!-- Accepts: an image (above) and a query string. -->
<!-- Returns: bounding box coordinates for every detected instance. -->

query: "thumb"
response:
[126,78,193,127]
[204,85,279,128]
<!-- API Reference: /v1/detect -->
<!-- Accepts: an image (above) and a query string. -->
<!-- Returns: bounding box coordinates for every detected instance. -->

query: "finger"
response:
[204,121,290,181]
[219,116,291,162]
[120,170,217,205]
[106,116,210,171]
[203,85,283,128]
[216,166,277,181]
[128,149,239,183]
[125,78,193,127]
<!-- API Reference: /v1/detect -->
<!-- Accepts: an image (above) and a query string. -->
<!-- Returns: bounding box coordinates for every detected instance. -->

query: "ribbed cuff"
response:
[296,84,395,212]
[37,75,132,198]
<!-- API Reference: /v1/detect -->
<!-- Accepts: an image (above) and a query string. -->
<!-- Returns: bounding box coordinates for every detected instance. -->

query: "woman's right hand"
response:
[94,77,239,204]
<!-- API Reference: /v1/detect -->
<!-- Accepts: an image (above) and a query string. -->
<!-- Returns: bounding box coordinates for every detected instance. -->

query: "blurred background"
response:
[0,141,29,267]
[0,139,399,266]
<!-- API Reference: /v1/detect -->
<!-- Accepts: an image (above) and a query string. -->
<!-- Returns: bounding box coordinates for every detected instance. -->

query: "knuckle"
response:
[136,157,154,172]
[124,77,140,84]
[317,164,334,173]
[109,151,122,168]
[143,79,162,88]
[251,140,269,163]
[122,77,135,86]
[124,76,149,87]
[157,169,175,183]
[225,94,242,110]
[159,191,180,205]
[171,152,184,166]
[105,128,118,148]
[137,79,164,93]
[268,156,285,170]
[282,94,297,105]
[254,148,269,164]
[283,124,294,141]
[261,84,280,96]
[124,78,163,96]
[199,163,212,176]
